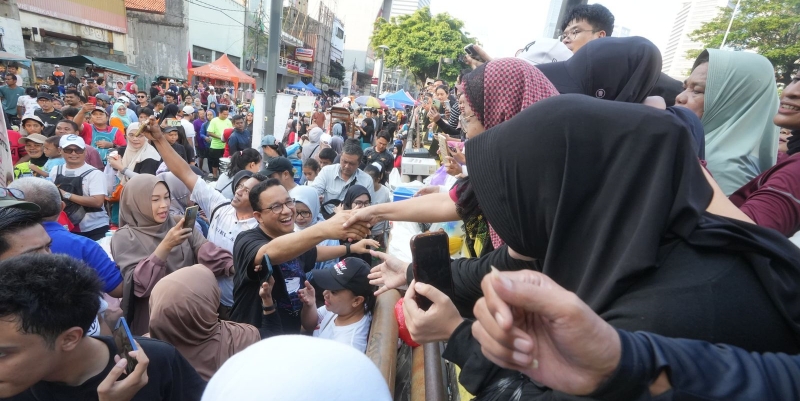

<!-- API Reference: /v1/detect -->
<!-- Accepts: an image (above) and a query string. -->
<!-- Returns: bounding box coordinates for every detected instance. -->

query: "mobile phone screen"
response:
[113,317,138,374]
[183,205,199,230]
[88,96,97,106]
[411,232,454,311]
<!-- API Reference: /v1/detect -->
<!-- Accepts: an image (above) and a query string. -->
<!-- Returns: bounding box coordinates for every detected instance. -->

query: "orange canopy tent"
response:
[188,54,255,97]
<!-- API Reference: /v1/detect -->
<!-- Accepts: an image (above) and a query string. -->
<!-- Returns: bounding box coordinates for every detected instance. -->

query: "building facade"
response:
[126,0,188,84]
[662,0,731,79]
[542,0,587,39]
[338,0,383,95]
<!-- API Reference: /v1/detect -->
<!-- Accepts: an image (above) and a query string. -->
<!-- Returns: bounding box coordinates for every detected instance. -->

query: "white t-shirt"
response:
[49,163,108,232]
[181,119,197,151]
[17,95,40,117]
[371,184,392,235]
[191,177,257,306]
[313,306,372,353]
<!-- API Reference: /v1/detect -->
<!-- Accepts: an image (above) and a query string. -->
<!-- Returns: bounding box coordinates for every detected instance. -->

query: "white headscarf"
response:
[119,122,161,185]
[292,185,322,229]
[202,336,392,401]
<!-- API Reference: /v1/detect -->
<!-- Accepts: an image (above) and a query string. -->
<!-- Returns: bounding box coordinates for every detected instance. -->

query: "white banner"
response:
[0,108,11,187]
[273,93,295,143]
[295,95,316,113]
[251,91,265,149]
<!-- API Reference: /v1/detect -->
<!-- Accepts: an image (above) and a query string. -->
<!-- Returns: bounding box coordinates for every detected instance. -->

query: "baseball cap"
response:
[312,257,373,297]
[516,38,573,66]
[261,157,294,177]
[169,79,175,83]
[36,92,53,100]
[182,105,195,114]
[118,95,130,104]
[0,188,39,212]
[91,106,108,115]
[21,115,44,127]
[260,135,277,147]
[320,133,332,145]
[96,93,112,103]
[59,134,86,149]
[54,64,60,68]
[18,133,47,145]
[208,85,215,90]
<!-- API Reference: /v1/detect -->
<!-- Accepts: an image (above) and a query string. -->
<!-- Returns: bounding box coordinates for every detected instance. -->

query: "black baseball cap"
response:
[260,157,294,177]
[312,257,373,296]
[36,92,53,100]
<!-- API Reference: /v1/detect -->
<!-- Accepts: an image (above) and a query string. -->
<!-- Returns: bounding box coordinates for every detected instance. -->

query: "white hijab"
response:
[202,336,392,401]
[119,122,161,184]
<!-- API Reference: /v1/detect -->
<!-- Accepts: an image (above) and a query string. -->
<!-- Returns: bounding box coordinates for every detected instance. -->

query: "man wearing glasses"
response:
[559,3,614,53]
[135,90,150,113]
[48,135,108,240]
[312,140,377,216]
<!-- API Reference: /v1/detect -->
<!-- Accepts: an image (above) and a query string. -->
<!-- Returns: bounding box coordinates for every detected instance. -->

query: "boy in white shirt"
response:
[298,257,374,352]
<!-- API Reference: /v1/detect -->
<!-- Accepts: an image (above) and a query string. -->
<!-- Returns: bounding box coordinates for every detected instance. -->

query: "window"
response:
[228,55,242,67]
[335,28,344,39]
[193,46,213,62]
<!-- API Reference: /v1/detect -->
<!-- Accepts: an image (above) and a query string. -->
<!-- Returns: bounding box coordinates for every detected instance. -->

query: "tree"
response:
[370,7,476,85]
[329,61,345,81]
[245,11,269,72]
[688,0,800,85]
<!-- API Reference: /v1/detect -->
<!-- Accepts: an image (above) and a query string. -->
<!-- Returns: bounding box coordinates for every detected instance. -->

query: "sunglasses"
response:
[0,187,24,200]
[61,147,85,154]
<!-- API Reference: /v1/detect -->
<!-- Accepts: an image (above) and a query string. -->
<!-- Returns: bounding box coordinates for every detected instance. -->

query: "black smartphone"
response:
[411,231,454,311]
[464,44,484,63]
[113,317,138,375]
[183,205,199,230]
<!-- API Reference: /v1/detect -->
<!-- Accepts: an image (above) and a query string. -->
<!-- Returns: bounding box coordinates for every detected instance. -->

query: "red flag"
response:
[187,51,192,72]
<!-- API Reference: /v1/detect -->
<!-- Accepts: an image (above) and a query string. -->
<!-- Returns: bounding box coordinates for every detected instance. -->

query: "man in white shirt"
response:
[48,134,108,240]
[181,105,197,152]
[140,116,264,316]
[312,140,376,215]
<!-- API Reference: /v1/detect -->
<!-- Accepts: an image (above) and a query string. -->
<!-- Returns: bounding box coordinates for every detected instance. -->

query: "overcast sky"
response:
[430,0,683,59]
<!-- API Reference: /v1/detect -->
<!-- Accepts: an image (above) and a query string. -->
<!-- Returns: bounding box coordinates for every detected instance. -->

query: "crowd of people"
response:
[0,2,800,400]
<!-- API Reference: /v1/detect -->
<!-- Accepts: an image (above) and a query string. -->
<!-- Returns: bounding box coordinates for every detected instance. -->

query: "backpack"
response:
[54,166,102,226]
[210,201,231,224]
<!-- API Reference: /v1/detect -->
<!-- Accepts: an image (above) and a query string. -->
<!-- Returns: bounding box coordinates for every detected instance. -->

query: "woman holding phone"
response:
[112,174,235,335]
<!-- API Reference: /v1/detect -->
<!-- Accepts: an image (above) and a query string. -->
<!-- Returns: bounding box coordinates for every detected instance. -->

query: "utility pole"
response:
[264,0,282,136]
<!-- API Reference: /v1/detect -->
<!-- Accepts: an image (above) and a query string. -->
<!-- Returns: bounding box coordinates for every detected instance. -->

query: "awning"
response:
[33,55,139,76]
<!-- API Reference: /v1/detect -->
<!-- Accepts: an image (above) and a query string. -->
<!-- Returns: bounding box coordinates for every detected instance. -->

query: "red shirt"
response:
[7,130,25,165]
[730,153,800,237]
[223,128,234,158]
[90,124,127,147]
[80,122,93,145]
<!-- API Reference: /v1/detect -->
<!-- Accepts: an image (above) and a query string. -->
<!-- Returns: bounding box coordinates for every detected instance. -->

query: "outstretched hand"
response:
[368,250,409,296]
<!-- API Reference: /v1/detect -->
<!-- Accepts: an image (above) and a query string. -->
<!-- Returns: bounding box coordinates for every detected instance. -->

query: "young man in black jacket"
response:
[0,254,205,401]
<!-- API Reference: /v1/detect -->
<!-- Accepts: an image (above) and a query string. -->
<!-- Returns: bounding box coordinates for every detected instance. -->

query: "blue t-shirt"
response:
[43,157,65,173]
[43,221,122,293]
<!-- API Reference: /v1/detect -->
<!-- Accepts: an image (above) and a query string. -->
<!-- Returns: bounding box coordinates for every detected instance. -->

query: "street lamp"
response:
[436,56,452,79]
[376,45,390,97]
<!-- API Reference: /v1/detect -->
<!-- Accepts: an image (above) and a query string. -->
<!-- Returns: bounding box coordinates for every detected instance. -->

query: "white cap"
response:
[169,79,175,83]
[208,85,215,90]
[320,133,332,145]
[182,105,195,114]
[54,64,60,68]
[516,38,573,65]
[118,95,130,104]
[59,134,86,149]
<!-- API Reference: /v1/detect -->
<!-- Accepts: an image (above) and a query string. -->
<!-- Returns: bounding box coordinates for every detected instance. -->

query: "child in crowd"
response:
[364,163,392,247]
[303,158,320,185]
[298,258,375,353]
[21,115,44,136]
[41,135,65,176]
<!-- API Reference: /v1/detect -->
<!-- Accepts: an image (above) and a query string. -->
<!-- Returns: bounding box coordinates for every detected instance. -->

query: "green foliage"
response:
[688,0,800,84]
[370,7,476,85]
[245,11,269,63]
[329,60,345,81]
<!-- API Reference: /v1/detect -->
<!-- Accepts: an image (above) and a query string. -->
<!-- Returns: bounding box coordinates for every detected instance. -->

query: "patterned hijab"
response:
[460,57,560,129]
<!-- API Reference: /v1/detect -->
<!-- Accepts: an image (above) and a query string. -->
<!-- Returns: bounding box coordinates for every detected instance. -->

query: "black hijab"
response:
[536,36,662,104]
[666,105,705,159]
[468,94,800,338]
[787,130,800,155]
[342,185,371,210]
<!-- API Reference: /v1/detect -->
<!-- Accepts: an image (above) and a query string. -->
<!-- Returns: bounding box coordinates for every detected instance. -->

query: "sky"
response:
[430,0,684,59]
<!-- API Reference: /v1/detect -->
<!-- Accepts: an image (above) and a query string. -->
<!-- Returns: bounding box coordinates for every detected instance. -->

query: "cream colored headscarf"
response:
[118,122,161,185]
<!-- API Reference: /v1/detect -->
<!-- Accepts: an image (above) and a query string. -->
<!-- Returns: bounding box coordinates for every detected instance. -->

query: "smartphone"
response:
[113,317,138,375]
[183,205,199,230]
[437,134,450,157]
[87,96,97,106]
[410,231,454,311]
[464,44,484,63]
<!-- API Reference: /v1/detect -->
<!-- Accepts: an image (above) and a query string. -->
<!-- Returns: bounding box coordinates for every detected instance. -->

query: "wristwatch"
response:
[62,192,72,200]
[345,242,351,254]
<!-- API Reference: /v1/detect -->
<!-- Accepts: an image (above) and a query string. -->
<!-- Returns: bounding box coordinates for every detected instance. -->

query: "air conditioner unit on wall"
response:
[30,27,43,42]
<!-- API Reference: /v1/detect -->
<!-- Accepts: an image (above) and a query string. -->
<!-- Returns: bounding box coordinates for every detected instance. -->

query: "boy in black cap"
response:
[34,93,62,137]
[260,156,297,193]
[298,257,375,352]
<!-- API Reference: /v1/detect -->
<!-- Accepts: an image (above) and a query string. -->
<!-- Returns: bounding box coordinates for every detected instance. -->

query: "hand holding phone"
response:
[112,317,138,375]
[411,231,454,311]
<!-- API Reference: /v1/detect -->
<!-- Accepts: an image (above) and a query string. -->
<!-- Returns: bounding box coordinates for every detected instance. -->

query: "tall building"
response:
[385,0,431,19]
[337,0,383,95]
[662,0,732,79]
[612,25,631,37]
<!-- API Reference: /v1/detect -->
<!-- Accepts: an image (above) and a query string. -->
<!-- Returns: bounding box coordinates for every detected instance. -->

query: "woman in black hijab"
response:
[432,94,800,400]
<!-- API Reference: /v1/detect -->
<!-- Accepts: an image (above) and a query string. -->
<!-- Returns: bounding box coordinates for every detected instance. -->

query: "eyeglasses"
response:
[0,187,24,199]
[352,200,371,208]
[560,28,600,41]
[260,199,296,214]
[296,210,312,218]
[235,184,251,194]
[61,147,85,154]
[137,95,146,98]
